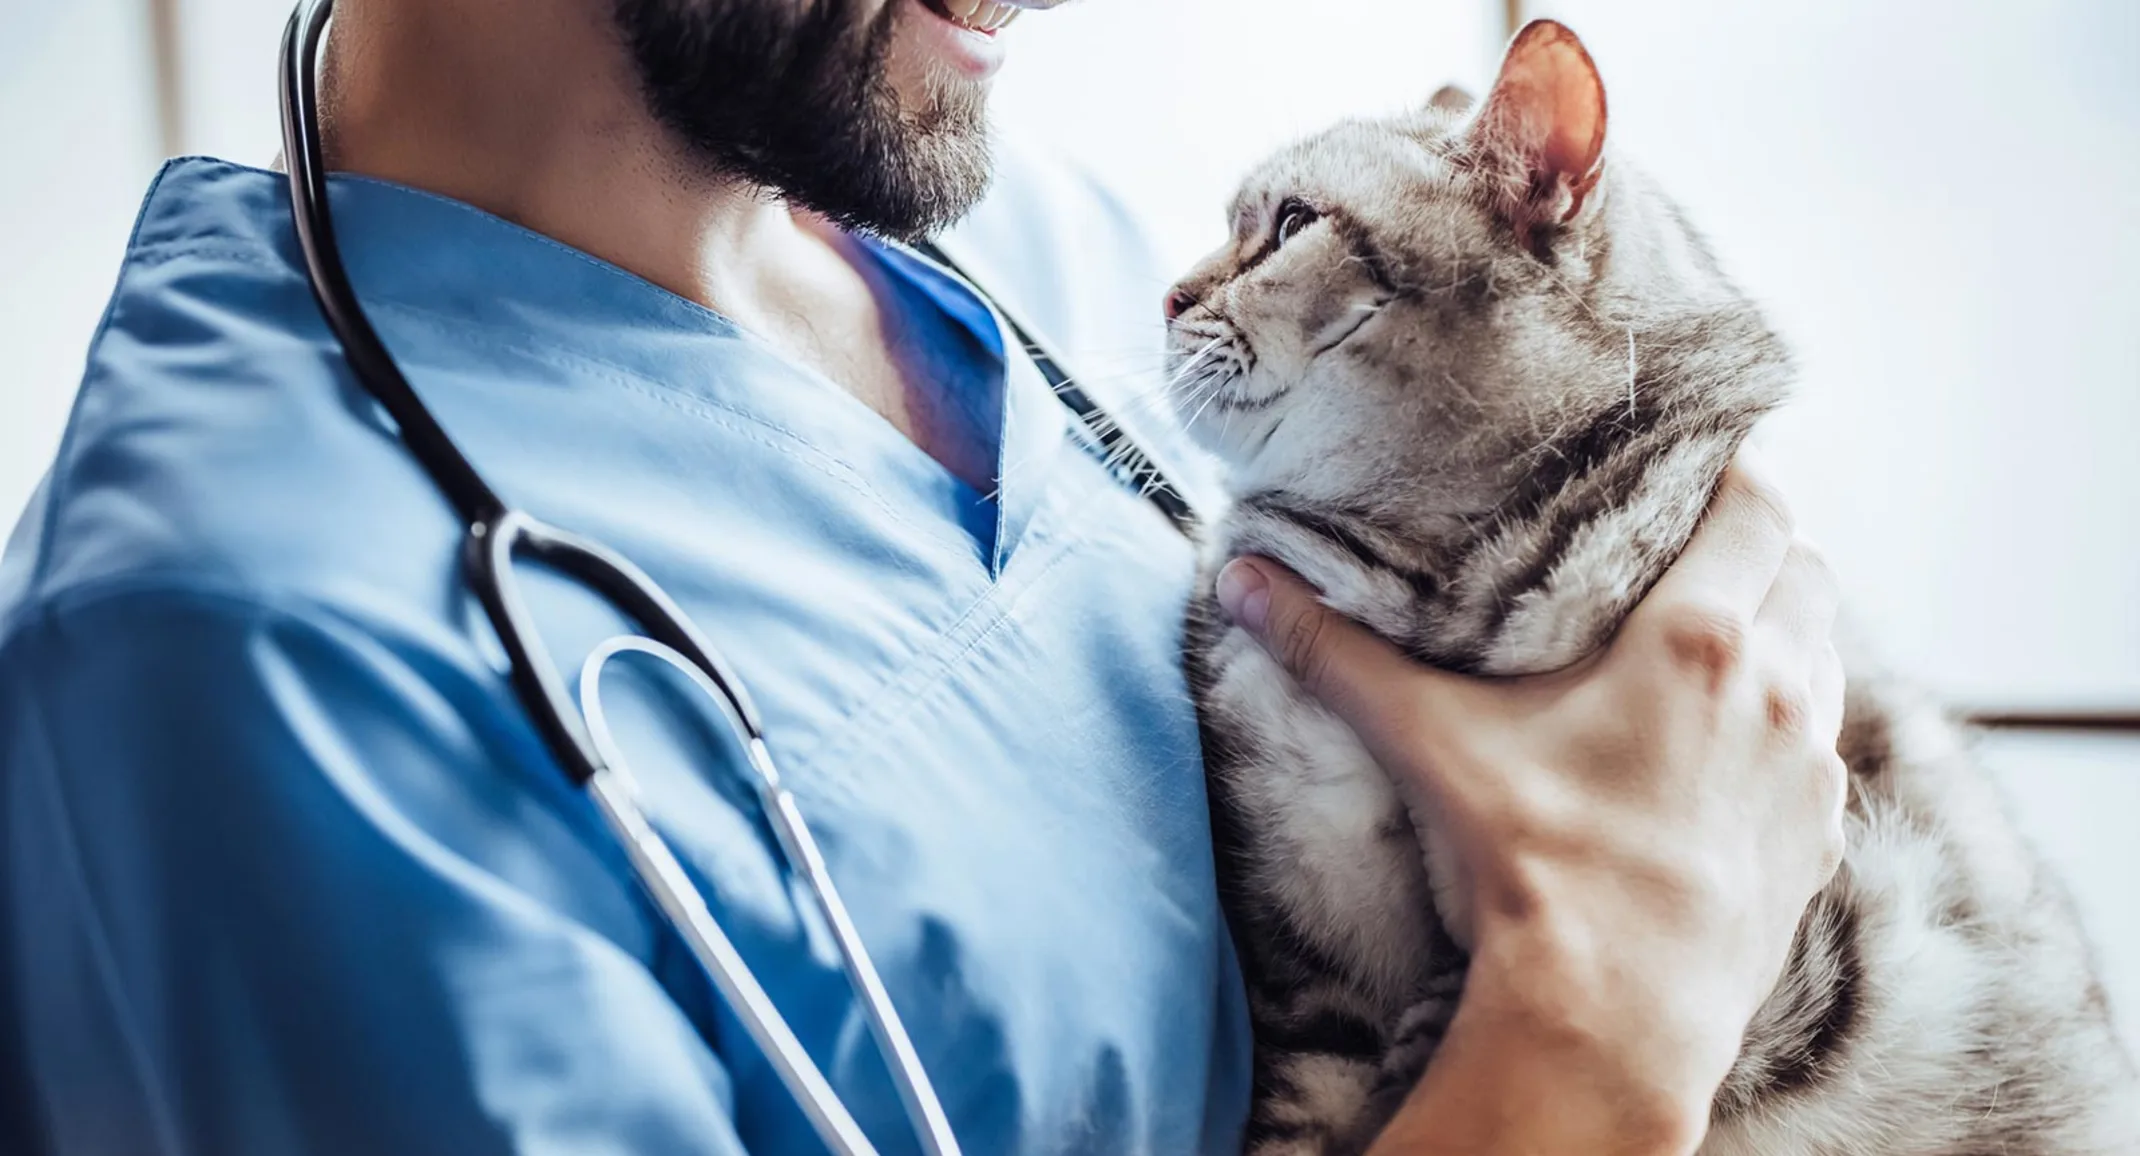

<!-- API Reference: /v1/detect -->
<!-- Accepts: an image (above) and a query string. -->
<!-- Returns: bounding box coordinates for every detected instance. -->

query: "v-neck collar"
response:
[869,237,1067,577]
[147,159,1073,580]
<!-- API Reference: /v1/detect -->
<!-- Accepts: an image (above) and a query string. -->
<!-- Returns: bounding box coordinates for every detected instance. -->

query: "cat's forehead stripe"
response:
[1249,121,1458,218]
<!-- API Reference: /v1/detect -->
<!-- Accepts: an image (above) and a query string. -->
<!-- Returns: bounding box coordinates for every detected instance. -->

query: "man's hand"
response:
[1215,451,1846,1155]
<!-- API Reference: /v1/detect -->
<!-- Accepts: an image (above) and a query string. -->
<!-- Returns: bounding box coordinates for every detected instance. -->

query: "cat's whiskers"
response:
[1216,375,1246,444]
[1152,339,1236,437]
[1625,328,1638,420]
[980,356,1184,500]
[1165,337,1227,391]
[984,335,1241,500]
[1181,362,1240,430]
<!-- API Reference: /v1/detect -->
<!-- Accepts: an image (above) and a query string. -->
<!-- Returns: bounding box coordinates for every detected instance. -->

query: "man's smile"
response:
[920,0,1025,33]
[907,0,1024,80]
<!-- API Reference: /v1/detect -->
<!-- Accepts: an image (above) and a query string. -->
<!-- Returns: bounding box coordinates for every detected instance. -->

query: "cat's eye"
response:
[1274,198,1320,248]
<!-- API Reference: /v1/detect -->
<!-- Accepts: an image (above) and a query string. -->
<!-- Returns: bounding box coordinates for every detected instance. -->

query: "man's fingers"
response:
[1217,559,1458,751]
[1639,450,1796,632]
[1754,540,1844,760]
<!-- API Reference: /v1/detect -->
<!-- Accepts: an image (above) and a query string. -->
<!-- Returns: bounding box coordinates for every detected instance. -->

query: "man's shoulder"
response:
[0,159,460,644]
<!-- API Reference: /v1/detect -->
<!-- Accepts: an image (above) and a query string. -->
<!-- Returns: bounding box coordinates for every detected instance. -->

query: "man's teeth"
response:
[940,0,1021,32]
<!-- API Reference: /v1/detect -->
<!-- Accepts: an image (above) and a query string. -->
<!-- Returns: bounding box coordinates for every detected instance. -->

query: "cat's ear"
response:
[1464,19,1607,229]
[1428,84,1475,113]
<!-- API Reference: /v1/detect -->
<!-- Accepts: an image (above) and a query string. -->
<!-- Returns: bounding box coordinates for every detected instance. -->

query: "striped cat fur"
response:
[1168,21,2140,1155]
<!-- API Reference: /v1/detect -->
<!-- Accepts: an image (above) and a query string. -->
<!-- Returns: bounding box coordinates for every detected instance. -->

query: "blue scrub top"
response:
[0,151,1248,1154]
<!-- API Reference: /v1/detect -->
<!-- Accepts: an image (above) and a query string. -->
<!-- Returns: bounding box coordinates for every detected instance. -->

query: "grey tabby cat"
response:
[1167,20,2140,1156]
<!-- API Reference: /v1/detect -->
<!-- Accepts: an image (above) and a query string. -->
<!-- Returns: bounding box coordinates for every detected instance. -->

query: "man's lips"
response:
[920,0,1024,33]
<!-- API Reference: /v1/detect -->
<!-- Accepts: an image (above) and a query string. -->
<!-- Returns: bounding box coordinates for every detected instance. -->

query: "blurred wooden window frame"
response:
[147,0,186,157]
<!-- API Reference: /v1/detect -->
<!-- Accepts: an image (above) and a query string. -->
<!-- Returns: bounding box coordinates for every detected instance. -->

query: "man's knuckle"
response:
[1658,604,1749,683]
[1657,855,1732,923]
[1764,683,1812,739]
[1282,610,1332,690]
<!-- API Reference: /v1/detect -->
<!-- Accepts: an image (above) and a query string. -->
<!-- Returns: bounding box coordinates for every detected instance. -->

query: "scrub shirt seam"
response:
[779,434,1195,787]
[780,507,1100,790]
[163,158,761,343]
[333,168,769,338]
[122,244,283,272]
[25,161,181,608]
[761,513,1082,791]
[1,612,187,1154]
[360,302,984,559]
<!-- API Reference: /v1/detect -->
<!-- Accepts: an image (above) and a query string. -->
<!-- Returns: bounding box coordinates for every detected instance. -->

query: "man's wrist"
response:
[1367,931,1720,1156]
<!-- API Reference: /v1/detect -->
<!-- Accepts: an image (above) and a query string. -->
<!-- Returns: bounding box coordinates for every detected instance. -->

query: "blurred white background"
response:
[1,0,2135,1045]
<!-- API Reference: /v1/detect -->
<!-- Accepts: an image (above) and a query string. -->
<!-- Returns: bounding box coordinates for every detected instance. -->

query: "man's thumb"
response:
[1216,558,1423,735]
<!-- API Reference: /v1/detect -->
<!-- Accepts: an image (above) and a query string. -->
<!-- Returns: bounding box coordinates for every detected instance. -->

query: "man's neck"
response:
[318,0,845,338]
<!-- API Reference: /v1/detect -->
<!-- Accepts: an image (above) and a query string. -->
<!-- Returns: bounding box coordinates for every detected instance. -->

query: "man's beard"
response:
[613,0,994,240]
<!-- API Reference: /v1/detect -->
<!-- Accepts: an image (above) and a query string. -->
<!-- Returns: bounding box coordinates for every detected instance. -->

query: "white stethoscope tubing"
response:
[580,636,958,1156]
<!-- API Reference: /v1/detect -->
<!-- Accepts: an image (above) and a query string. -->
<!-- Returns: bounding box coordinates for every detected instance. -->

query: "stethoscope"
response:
[275,2,1192,1153]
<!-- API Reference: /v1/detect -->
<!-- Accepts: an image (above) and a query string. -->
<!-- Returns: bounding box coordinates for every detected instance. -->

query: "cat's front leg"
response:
[1235,950,1415,1156]
[1242,950,1467,1156]
[1244,1046,1386,1156]
[1352,968,1466,1150]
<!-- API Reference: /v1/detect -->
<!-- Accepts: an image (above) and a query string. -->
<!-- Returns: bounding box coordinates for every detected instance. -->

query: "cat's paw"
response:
[1372,978,1463,1102]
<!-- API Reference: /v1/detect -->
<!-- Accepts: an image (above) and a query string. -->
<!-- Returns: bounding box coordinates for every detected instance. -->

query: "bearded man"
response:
[0,3,1849,1153]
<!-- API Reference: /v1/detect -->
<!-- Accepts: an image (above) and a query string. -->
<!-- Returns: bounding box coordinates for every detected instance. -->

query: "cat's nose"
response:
[1163,286,1197,321]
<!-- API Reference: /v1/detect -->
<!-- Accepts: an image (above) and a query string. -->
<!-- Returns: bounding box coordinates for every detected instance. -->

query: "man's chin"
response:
[799,128,996,242]
[617,0,997,239]
[799,67,997,238]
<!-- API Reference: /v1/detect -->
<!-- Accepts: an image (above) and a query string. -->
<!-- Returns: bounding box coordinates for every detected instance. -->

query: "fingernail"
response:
[1216,559,1271,633]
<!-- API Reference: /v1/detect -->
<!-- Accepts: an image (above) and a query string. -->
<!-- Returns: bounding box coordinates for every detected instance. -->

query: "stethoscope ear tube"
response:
[278,0,503,531]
